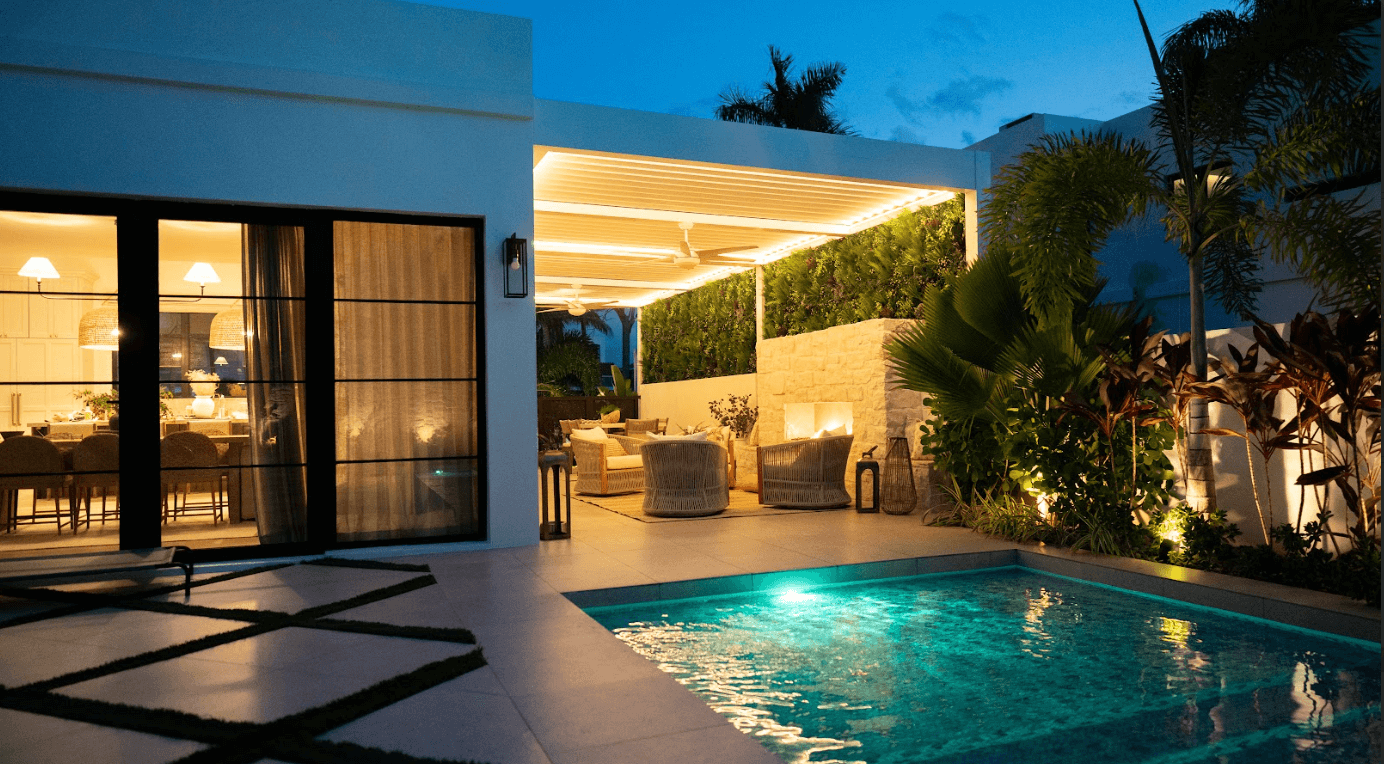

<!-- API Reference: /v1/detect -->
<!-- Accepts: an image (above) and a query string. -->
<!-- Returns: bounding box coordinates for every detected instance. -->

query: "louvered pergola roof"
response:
[531,101,988,311]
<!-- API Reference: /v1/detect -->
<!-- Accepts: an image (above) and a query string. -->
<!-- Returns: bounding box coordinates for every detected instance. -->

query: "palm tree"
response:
[1131,0,1378,510]
[987,0,1379,510]
[716,46,854,135]
[536,308,611,353]
[610,308,638,382]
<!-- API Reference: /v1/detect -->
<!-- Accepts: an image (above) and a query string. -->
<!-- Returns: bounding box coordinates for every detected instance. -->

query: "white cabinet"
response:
[0,340,16,427]
[0,338,83,427]
[0,275,28,339]
[26,281,83,339]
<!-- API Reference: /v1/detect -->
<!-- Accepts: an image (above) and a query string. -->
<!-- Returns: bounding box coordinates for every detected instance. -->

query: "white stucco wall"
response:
[0,0,539,548]
[639,373,757,434]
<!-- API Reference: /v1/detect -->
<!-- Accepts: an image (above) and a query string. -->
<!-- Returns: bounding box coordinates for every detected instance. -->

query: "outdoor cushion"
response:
[570,427,608,442]
[606,454,643,470]
[648,431,709,442]
[747,420,759,446]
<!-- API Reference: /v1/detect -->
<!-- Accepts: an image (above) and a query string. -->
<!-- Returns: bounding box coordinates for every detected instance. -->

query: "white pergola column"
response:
[635,307,643,389]
[963,189,981,265]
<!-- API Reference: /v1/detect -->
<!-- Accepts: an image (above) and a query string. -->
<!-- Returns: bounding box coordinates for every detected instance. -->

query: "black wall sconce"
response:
[503,233,529,298]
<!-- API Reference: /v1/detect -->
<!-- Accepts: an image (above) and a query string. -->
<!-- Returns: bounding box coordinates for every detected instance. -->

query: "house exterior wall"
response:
[0,0,540,548]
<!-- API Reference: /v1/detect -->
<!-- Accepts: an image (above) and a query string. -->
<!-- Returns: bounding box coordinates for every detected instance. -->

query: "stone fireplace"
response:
[756,318,938,509]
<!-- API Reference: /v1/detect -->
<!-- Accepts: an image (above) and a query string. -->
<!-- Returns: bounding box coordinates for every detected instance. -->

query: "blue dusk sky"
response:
[423,0,1228,148]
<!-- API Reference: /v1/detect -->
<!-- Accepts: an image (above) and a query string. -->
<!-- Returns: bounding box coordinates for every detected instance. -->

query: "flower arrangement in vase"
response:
[185,369,220,418]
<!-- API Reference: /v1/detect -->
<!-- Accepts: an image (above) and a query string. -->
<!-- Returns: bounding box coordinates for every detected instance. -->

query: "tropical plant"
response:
[716,45,854,135]
[707,394,757,438]
[887,248,1174,556]
[536,332,601,395]
[1191,342,1307,546]
[1252,308,1381,545]
[599,365,634,397]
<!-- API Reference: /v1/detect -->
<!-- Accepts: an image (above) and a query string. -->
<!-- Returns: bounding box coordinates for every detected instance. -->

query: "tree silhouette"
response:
[716,46,854,135]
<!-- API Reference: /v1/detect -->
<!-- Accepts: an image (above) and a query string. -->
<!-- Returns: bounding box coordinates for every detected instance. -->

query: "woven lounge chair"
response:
[571,429,644,496]
[757,434,853,508]
[640,439,728,517]
[624,418,659,437]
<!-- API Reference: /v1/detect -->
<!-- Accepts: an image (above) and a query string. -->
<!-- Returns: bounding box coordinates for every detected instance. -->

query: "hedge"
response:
[641,195,967,383]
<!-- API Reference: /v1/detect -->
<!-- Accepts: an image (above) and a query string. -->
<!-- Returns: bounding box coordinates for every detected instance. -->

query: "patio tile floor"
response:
[0,494,1375,763]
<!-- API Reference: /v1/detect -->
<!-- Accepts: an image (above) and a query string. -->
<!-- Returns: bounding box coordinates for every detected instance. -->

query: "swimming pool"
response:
[587,567,1380,764]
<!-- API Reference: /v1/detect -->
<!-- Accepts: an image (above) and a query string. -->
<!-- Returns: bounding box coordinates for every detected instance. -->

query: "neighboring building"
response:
[0,0,987,559]
[968,109,1380,333]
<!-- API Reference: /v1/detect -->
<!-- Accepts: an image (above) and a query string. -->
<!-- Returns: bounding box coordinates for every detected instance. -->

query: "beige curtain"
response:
[243,225,309,545]
[333,222,479,541]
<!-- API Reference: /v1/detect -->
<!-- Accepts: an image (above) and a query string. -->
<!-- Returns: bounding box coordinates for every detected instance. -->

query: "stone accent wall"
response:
[757,319,933,508]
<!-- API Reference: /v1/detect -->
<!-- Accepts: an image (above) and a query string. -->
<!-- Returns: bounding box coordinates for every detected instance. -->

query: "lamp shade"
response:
[78,306,120,350]
[183,262,221,286]
[209,308,246,350]
[18,256,60,281]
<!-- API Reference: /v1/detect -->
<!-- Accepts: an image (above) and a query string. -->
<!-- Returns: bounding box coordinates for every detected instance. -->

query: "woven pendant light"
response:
[209,307,247,350]
[77,306,120,350]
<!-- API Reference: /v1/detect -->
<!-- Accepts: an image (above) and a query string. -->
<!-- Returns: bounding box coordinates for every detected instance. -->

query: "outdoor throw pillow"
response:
[570,427,608,442]
[647,431,709,441]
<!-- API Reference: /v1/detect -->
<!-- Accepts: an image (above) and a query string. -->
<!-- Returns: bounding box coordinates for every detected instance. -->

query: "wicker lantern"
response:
[880,436,918,515]
[208,308,246,350]
[77,306,120,351]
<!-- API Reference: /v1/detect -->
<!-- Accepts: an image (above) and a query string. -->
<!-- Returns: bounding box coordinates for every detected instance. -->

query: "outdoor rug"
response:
[574,489,850,523]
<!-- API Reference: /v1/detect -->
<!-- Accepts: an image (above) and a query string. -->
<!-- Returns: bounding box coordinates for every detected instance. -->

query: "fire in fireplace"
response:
[783,402,853,440]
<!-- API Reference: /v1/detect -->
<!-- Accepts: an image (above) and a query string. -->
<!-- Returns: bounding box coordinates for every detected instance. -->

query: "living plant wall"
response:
[640,195,966,383]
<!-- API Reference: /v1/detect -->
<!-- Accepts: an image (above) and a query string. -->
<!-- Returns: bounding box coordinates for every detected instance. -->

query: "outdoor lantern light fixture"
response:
[503,233,528,298]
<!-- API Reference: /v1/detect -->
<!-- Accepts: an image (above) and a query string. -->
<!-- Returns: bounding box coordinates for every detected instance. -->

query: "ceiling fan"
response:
[537,283,616,317]
[658,222,758,269]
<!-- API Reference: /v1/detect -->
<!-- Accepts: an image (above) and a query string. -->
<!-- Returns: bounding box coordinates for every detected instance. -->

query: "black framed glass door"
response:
[0,192,486,561]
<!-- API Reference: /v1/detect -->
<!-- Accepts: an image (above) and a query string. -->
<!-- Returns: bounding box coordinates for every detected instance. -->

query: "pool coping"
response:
[565,545,1381,643]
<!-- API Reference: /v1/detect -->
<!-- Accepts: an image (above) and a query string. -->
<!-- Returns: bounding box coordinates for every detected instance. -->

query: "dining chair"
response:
[0,436,70,533]
[160,431,226,524]
[72,433,120,529]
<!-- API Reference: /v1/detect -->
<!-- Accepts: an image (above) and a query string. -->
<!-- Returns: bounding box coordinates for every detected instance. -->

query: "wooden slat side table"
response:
[538,450,572,540]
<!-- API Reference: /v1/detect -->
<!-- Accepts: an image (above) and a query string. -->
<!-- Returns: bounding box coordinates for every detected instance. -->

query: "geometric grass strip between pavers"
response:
[0,561,492,764]
[0,563,297,630]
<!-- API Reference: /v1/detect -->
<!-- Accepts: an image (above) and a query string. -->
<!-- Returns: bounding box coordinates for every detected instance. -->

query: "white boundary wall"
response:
[640,374,756,434]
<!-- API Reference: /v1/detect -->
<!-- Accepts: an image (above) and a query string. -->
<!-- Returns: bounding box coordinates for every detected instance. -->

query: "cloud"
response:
[932,12,987,47]
[961,130,975,145]
[927,75,1013,116]
[886,83,927,124]
[890,125,925,144]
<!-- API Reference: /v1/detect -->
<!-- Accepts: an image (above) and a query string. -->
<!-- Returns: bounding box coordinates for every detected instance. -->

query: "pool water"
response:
[587,568,1381,764]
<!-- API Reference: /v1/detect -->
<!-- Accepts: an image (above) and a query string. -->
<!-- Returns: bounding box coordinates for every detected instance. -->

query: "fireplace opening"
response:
[783,402,854,440]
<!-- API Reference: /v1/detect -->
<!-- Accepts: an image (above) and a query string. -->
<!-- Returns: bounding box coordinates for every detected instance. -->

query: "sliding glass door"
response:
[0,193,484,560]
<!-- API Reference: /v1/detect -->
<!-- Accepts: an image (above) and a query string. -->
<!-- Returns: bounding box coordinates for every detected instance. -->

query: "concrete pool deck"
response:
[0,497,1377,763]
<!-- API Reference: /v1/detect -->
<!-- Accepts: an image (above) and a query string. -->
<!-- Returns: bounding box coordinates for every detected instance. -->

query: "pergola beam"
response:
[534,275,688,291]
[534,200,850,235]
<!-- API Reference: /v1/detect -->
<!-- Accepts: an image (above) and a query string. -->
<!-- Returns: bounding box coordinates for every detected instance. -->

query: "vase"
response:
[190,395,216,419]
[880,436,918,515]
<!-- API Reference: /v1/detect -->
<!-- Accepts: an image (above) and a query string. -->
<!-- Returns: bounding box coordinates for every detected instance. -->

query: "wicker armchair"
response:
[571,435,644,496]
[640,440,728,517]
[757,434,853,508]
